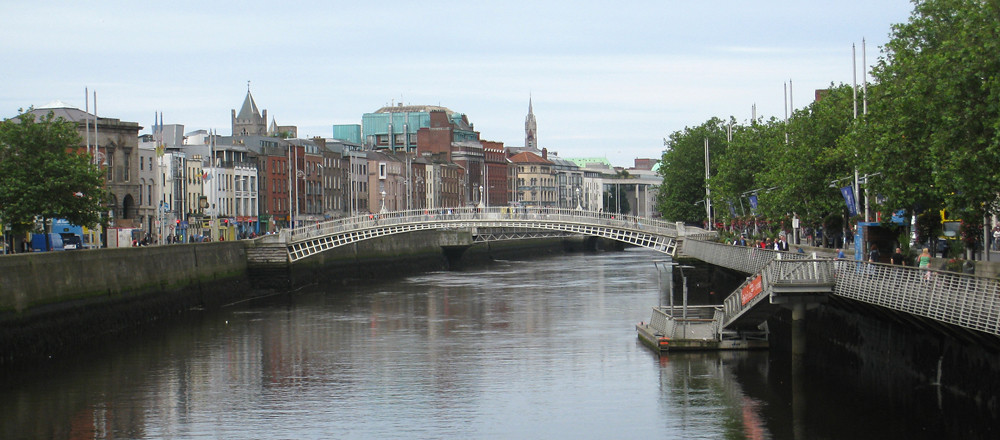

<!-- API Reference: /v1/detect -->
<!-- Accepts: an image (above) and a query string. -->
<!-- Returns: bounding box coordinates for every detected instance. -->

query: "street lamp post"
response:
[380,190,387,214]
[575,187,582,210]
[478,185,485,209]
[677,264,695,338]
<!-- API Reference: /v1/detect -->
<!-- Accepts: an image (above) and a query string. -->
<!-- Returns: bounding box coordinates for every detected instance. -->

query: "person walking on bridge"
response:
[868,244,881,264]
[891,248,905,265]
[917,248,932,281]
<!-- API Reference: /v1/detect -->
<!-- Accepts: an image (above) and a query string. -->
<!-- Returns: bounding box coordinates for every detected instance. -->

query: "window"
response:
[123,150,131,181]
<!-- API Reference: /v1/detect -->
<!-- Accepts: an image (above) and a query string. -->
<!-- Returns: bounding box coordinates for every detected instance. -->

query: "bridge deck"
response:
[278,208,692,262]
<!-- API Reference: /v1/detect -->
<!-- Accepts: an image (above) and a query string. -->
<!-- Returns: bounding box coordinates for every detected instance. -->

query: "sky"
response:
[1,0,915,167]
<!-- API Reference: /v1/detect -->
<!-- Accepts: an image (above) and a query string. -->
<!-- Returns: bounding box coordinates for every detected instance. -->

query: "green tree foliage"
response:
[656,118,728,223]
[0,110,107,240]
[865,0,1000,219]
[670,85,859,228]
[655,0,1000,248]
[759,84,859,224]
[710,117,773,215]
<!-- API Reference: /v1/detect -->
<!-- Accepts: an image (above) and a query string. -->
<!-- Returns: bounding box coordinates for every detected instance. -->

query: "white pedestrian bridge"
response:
[279,207,689,262]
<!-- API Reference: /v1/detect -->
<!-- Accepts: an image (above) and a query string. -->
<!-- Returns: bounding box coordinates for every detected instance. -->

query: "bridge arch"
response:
[278,208,688,262]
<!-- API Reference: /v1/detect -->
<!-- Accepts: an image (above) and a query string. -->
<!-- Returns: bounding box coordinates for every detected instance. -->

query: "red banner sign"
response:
[740,275,764,306]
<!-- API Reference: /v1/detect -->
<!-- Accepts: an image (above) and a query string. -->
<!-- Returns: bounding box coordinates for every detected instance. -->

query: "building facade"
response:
[509,150,555,207]
[29,104,145,238]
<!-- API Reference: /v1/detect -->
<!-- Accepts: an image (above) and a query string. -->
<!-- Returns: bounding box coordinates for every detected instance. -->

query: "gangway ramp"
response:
[639,255,834,354]
[722,256,835,330]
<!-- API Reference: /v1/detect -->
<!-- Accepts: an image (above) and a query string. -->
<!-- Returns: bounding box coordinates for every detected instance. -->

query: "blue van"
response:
[31,233,65,252]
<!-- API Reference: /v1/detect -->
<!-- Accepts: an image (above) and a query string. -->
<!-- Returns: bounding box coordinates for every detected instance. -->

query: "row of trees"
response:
[656,0,1000,248]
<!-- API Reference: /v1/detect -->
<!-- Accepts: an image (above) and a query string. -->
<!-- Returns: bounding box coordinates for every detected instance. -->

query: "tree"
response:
[710,117,783,221]
[761,84,859,225]
[656,118,728,223]
[865,0,1000,221]
[0,110,107,251]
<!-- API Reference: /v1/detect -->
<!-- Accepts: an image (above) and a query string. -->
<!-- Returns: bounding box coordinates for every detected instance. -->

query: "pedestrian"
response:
[836,248,845,259]
[917,248,932,281]
[890,247,905,265]
[868,244,881,263]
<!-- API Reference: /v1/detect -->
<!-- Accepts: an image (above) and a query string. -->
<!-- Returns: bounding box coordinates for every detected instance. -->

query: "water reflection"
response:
[655,351,771,439]
[1,249,992,439]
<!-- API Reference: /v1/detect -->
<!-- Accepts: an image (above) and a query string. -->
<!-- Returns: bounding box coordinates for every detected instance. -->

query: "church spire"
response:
[232,84,267,136]
[525,95,537,150]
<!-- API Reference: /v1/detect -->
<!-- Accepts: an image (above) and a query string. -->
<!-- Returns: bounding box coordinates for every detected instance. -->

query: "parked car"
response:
[60,233,83,250]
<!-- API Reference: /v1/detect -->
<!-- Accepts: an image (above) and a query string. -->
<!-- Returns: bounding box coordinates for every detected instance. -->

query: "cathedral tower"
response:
[525,97,537,149]
[232,86,267,136]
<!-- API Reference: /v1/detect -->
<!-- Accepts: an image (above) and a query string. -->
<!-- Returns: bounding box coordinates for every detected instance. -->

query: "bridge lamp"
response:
[575,187,582,210]
[380,190,387,214]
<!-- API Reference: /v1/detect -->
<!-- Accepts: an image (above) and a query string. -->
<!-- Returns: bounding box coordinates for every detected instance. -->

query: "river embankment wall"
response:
[0,241,251,364]
[0,232,585,365]
[765,292,1000,425]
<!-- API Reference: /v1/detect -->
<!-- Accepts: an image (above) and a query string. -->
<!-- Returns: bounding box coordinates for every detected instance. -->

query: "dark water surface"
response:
[1,249,989,439]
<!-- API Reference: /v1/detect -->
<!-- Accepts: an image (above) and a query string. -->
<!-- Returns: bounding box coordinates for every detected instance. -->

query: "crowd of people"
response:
[730,234,791,252]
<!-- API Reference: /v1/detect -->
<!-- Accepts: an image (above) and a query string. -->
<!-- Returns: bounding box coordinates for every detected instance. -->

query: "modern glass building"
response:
[360,105,476,152]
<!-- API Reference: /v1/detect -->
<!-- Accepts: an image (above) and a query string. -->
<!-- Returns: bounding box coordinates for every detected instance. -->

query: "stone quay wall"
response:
[0,232,583,365]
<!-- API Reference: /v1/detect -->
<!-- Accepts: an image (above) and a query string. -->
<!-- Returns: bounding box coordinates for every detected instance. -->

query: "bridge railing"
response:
[686,237,1000,336]
[282,207,682,243]
[833,259,1000,336]
[681,238,813,274]
[722,257,835,327]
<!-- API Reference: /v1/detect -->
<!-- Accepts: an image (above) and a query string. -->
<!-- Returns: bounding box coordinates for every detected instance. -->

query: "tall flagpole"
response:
[93,91,98,166]
[862,38,868,116]
[789,79,793,118]
[852,43,860,226]
[704,138,712,230]
[85,88,90,158]
[783,82,789,144]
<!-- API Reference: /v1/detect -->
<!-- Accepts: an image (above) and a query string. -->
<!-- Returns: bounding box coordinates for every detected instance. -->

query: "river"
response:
[0,248,993,439]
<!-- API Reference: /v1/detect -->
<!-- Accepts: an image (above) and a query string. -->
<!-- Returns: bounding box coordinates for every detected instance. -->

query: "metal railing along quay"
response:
[683,237,1000,337]
[833,259,1000,336]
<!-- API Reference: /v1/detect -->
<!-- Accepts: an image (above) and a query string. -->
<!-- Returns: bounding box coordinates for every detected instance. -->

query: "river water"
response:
[1,248,994,439]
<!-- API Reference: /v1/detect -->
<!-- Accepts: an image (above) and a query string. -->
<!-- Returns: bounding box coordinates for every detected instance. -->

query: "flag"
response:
[748,194,758,215]
[840,186,857,217]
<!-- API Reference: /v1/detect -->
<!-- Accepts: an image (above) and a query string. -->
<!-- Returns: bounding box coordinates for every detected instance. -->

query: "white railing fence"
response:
[686,237,1000,337]
[282,208,682,243]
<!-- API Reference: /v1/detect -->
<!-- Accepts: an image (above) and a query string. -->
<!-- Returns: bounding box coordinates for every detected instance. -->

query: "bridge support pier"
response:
[791,302,807,357]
